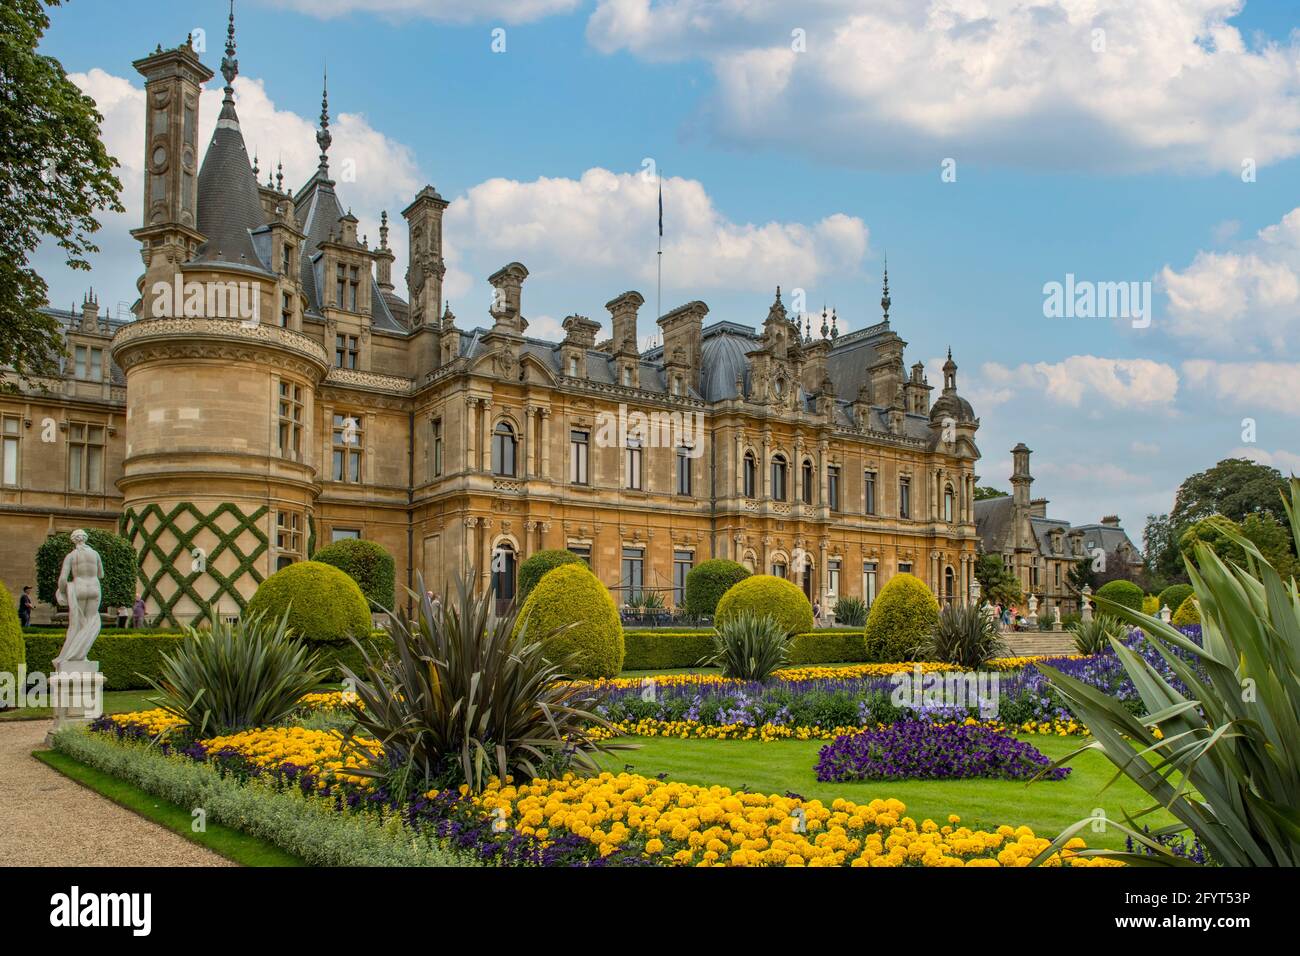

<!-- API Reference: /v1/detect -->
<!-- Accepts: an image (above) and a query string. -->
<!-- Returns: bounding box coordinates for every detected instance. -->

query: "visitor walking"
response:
[18,586,33,627]
[812,600,822,626]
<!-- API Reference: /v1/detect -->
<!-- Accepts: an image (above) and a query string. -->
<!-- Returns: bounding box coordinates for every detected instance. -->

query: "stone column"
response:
[465,398,477,475]
[540,409,551,480]
[523,406,535,478]
[734,430,743,497]
[481,400,493,473]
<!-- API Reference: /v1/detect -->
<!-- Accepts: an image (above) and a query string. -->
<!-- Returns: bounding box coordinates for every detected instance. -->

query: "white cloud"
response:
[978,356,1178,409]
[264,0,579,24]
[1182,360,1300,416]
[587,0,1300,173]
[1228,445,1300,475]
[442,167,869,305]
[1161,207,1300,352]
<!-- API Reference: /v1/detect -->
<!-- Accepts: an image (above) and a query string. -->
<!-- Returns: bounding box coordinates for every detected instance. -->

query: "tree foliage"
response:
[1170,458,1289,528]
[35,529,137,609]
[974,553,1021,606]
[0,0,124,388]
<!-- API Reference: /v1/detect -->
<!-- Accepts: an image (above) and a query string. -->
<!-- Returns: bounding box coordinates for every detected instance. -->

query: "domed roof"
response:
[930,391,975,423]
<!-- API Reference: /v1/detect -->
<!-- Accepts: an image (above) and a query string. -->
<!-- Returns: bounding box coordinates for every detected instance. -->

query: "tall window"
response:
[864,470,877,515]
[568,356,578,376]
[676,446,692,496]
[492,421,517,476]
[828,466,841,511]
[771,560,788,578]
[348,266,360,311]
[899,476,911,519]
[801,460,813,504]
[431,418,443,477]
[570,429,589,484]
[673,550,693,608]
[335,334,358,369]
[73,345,103,382]
[945,566,956,603]
[275,510,303,569]
[743,452,756,498]
[1,417,19,486]
[863,561,878,607]
[278,382,302,459]
[827,558,841,598]
[67,422,104,492]
[491,543,517,603]
[336,265,346,308]
[944,484,955,523]
[332,413,363,483]
[621,547,644,602]
[280,291,293,328]
[280,242,293,276]
[625,439,642,490]
[771,454,788,501]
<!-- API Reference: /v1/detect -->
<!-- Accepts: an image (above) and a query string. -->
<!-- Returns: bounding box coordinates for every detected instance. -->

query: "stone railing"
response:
[323,366,413,395]
[111,317,330,372]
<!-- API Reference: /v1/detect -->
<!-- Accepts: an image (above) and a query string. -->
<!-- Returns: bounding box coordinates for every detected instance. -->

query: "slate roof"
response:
[975,494,1141,559]
[193,101,270,272]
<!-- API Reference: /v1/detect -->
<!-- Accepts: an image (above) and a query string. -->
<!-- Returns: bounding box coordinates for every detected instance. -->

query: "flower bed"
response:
[814,722,1070,783]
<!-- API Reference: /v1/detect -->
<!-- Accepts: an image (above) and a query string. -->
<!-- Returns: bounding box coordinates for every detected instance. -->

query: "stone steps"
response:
[1001,630,1078,657]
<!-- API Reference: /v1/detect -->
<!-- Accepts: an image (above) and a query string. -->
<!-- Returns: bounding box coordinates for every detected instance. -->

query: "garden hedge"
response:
[0,581,25,682]
[1157,584,1194,617]
[22,630,393,689]
[245,561,372,643]
[517,549,585,602]
[862,573,939,663]
[311,539,395,611]
[515,563,624,678]
[714,575,814,636]
[35,529,138,610]
[1172,594,1201,627]
[621,629,873,670]
[1095,579,1144,613]
[684,559,751,616]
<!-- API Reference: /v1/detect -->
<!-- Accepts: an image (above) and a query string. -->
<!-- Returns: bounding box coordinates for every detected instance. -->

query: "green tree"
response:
[0,0,123,389]
[1142,512,1183,586]
[974,553,1021,606]
[974,486,1009,500]
[1170,458,1290,529]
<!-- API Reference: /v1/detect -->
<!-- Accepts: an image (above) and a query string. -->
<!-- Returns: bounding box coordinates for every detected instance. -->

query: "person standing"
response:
[18,586,33,627]
[132,595,145,628]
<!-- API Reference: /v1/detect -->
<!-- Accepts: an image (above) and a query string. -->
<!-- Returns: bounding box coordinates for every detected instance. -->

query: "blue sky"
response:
[34,0,1300,538]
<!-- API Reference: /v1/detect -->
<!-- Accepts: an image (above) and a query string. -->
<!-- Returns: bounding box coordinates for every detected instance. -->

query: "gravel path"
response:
[0,720,234,867]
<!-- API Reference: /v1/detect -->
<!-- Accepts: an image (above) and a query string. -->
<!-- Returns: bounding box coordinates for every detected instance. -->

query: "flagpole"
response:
[657,171,663,324]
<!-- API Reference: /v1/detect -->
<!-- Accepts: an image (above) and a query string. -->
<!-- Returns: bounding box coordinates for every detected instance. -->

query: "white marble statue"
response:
[54,529,104,670]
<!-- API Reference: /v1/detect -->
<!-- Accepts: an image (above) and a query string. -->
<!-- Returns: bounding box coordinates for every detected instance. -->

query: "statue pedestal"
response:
[45,660,105,747]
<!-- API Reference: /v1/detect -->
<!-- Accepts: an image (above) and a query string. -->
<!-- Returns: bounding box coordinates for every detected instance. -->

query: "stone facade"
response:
[1,25,987,623]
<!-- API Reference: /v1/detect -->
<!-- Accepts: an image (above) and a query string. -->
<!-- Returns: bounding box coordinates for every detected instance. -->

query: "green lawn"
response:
[596,734,1176,852]
[0,689,158,722]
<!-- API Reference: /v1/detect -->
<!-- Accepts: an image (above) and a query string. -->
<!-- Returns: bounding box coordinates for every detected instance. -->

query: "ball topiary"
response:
[35,529,138,611]
[1157,584,1194,619]
[1172,593,1201,627]
[517,549,585,602]
[1095,579,1144,613]
[514,563,624,678]
[244,561,371,643]
[714,574,814,636]
[0,581,25,687]
[862,573,940,663]
[684,559,752,617]
[311,539,395,610]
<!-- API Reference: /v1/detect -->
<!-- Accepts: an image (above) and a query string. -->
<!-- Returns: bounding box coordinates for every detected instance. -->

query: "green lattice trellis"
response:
[120,502,269,625]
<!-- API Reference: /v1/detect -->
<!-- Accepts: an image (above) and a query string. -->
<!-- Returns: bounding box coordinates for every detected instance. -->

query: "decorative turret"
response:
[374,211,395,292]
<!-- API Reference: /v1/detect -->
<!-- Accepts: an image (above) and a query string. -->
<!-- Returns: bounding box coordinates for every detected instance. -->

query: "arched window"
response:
[491,421,516,476]
[801,460,813,504]
[771,454,788,501]
[944,484,955,523]
[944,566,956,604]
[743,452,756,498]
[492,542,517,607]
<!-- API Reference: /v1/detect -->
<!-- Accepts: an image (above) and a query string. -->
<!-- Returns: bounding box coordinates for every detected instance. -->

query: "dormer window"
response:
[568,357,578,377]
[281,243,293,276]
[622,366,632,387]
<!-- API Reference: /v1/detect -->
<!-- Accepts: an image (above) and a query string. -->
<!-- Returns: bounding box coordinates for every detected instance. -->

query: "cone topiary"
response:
[862,572,940,662]
[514,563,624,678]
[714,574,814,636]
[0,581,24,688]
[244,561,371,643]
[1172,593,1201,627]
[684,558,751,616]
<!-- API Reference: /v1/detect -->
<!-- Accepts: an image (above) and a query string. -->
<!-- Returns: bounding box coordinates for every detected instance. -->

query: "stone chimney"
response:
[606,291,643,353]
[657,300,708,393]
[488,262,528,334]
[1100,515,1121,528]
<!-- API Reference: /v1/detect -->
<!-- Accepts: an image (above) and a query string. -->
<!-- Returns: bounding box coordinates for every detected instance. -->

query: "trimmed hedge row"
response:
[622,629,872,670]
[22,631,394,690]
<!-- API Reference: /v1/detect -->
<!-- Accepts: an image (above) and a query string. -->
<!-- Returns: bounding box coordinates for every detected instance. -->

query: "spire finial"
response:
[881,251,891,322]
[831,307,839,341]
[275,158,284,192]
[775,284,781,302]
[379,210,390,250]
[252,150,259,177]
[220,1,238,99]
[316,68,332,178]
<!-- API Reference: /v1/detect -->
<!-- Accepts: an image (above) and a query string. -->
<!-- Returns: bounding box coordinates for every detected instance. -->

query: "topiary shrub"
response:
[684,559,751,616]
[35,530,137,611]
[244,561,371,643]
[1095,579,1144,613]
[1172,594,1201,627]
[1142,595,1160,615]
[862,573,939,663]
[311,539,395,610]
[517,550,585,602]
[0,581,25,687]
[714,574,813,636]
[1157,584,1194,619]
[514,563,624,678]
